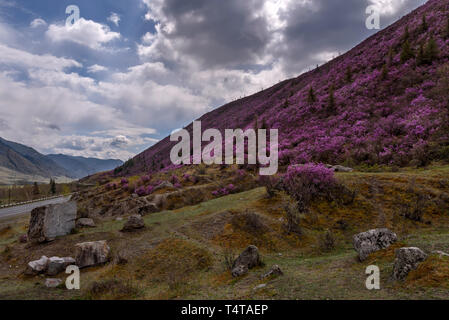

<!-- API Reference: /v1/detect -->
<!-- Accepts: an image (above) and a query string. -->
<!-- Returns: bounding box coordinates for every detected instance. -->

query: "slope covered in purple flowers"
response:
[120,0,449,176]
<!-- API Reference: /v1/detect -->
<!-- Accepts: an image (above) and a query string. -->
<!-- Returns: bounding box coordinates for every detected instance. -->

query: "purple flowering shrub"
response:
[212,184,236,197]
[283,164,337,210]
[120,178,129,186]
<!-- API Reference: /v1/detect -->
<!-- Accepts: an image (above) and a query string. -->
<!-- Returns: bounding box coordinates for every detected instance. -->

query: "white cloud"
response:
[46,18,120,50]
[107,12,121,27]
[30,18,47,28]
[87,64,108,73]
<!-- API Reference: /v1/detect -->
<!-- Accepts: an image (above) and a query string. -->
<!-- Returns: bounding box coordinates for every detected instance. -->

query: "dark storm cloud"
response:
[158,0,270,68]
[281,0,425,71]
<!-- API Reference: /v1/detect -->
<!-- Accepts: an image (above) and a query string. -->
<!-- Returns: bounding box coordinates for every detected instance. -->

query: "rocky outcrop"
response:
[260,265,283,279]
[353,228,397,261]
[75,240,110,268]
[392,247,427,281]
[47,257,76,276]
[26,256,75,276]
[28,201,77,243]
[76,218,96,228]
[153,181,175,192]
[45,278,63,288]
[121,215,145,232]
[326,164,354,172]
[26,256,50,275]
[231,245,262,277]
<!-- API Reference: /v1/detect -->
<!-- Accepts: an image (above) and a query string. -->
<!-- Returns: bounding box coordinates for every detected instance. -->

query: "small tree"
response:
[423,36,439,64]
[380,63,388,80]
[345,66,352,83]
[416,43,425,66]
[402,26,410,42]
[421,15,428,32]
[445,16,449,39]
[33,182,40,196]
[307,87,316,104]
[387,47,394,66]
[50,179,56,195]
[400,40,414,63]
[327,85,336,114]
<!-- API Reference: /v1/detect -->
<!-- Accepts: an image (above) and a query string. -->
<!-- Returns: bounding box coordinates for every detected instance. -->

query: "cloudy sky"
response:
[0,0,425,160]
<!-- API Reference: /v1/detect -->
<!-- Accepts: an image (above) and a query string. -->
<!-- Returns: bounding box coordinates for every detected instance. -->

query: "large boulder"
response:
[26,256,49,275]
[153,181,174,192]
[121,215,145,232]
[76,218,96,228]
[47,257,76,276]
[353,228,397,261]
[28,201,77,243]
[392,247,427,281]
[75,240,110,268]
[231,245,262,277]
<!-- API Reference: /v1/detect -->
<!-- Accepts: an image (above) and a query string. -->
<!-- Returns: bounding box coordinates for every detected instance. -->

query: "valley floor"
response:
[1,166,449,300]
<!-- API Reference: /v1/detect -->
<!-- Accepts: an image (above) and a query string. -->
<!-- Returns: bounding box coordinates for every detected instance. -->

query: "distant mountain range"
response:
[47,154,123,179]
[0,137,123,184]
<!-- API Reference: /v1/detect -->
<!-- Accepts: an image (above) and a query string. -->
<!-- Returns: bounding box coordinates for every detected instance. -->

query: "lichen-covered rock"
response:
[231,245,261,277]
[392,247,427,281]
[75,240,110,268]
[353,228,397,261]
[26,256,49,275]
[76,218,96,228]
[121,215,145,232]
[45,278,63,288]
[260,265,283,279]
[46,257,76,276]
[28,201,77,243]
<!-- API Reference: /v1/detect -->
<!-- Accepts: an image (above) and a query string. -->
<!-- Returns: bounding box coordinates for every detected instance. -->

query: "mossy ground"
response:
[1,166,449,299]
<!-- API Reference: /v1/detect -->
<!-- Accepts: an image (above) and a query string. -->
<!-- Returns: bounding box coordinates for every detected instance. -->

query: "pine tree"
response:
[380,63,388,80]
[421,15,428,32]
[50,179,56,195]
[416,43,425,66]
[327,85,336,114]
[400,40,414,63]
[282,99,290,108]
[33,182,40,196]
[307,87,316,104]
[402,26,410,42]
[345,66,352,83]
[445,16,449,39]
[423,36,439,64]
[387,47,394,67]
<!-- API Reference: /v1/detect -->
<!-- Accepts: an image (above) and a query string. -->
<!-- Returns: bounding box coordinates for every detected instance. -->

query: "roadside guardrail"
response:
[0,193,75,209]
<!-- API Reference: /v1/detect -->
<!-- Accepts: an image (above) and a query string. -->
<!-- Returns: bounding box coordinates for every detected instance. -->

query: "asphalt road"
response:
[0,196,71,219]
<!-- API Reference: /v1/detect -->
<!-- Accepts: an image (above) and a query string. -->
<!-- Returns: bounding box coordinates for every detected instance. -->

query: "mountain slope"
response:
[119,0,449,176]
[0,137,70,178]
[47,154,123,179]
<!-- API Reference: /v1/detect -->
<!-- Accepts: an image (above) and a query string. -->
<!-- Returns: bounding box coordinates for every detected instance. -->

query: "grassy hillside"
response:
[1,165,449,300]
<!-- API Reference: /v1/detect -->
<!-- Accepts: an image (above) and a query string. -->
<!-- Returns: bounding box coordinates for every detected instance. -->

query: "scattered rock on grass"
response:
[26,256,49,275]
[28,201,77,243]
[260,265,283,279]
[432,250,449,258]
[392,247,427,281]
[353,228,397,261]
[231,245,261,277]
[45,278,63,288]
[47,257,76,276]
[121,215,145,232]
[76,218,96,228]
[75,240,110,268]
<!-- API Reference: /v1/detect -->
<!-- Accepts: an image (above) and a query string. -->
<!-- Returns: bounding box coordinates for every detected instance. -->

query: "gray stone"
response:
[136,203,159,215]
[260,265,283,279]
[121,214,145,232]
[28,201,77,243]
[26,256,49,275]
[153,181,174,192]
[353,228,397,261]
[47,257,76,276]
[76,218,96,228]
[45,278,63,288]
[253,284,267,290]
[392,247,427,281]
[231,245,261,277]
[432,250,449,258]
[75,240,110,268]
